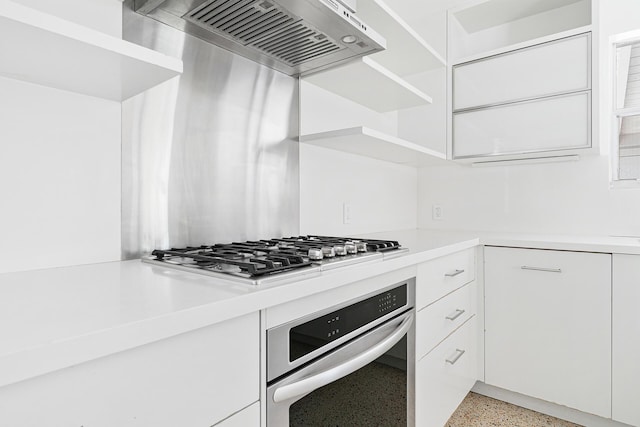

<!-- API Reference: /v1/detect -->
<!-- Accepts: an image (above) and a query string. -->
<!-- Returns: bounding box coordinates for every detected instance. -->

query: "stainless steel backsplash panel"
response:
[122,1,300,259]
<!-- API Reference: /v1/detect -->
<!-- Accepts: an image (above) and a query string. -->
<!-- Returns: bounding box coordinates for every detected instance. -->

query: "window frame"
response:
[611,31,640,186]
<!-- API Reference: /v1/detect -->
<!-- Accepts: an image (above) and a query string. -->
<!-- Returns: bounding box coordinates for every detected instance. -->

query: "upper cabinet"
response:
[300,0,447,167]
[453,33,590,111]
[448,0,595,164]
[0,0,183,101]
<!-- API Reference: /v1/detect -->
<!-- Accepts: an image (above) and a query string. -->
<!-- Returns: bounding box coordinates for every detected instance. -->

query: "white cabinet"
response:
[451,32,592,161]
[0,313,260,427]
[448,0,595,163]
[416,281,475,360]
[453,92,591,158]
[415,248,478,427]
[416,316,477,427]
[416,247,476,308]
[453,33,590,110]
[612,254,640,427]
[484,247,611,418]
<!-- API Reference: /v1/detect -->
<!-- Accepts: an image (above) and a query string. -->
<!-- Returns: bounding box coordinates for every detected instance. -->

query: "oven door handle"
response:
[272,312,414,404]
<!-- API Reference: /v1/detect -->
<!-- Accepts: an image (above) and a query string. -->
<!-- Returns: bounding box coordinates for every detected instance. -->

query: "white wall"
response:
[418,156,640,236]
[300,144,418,235]
[299,78,418,235]
[14,0,122,37]
[0,0,122,273]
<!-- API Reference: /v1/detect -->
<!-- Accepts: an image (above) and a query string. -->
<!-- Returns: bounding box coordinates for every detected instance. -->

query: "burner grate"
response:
[147,236,404,281]
[151,247,313,277]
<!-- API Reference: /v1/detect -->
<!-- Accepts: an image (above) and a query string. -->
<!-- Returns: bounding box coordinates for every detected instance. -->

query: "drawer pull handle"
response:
[445,269,465,277]
[445,309,466,321]
[446,349,466,365]
[521,266,562,273]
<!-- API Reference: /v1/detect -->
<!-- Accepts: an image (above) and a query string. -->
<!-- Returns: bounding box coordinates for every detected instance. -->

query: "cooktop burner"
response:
[143,235,407,285]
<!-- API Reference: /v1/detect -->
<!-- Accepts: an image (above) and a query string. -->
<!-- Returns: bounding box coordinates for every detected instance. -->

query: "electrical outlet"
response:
[343,203,352,224]
[432,205,443,221]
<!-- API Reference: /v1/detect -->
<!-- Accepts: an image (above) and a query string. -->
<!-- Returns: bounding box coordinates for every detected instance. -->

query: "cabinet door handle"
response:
[445,309,466,321]
[446,349,466,365]
[521,266,562,273]
[445,269,465,277]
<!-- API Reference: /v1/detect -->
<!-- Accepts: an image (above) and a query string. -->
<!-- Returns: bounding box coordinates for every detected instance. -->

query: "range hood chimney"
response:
[134,0,386,76]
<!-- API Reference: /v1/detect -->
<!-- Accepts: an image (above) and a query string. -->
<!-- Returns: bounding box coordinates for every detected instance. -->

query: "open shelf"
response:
[0,0,183,101]
[356,0,446,76]
[300,126,448,167]
[303,57,432,113]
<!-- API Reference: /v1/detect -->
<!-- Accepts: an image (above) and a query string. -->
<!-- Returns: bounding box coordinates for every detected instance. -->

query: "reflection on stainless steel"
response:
[121,2,300,259]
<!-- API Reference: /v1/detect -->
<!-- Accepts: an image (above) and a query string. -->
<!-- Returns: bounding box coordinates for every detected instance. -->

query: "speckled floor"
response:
[446,392,583,427]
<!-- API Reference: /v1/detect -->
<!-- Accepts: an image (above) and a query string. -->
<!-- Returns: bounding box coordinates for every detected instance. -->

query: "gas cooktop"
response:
[142,235,408,285]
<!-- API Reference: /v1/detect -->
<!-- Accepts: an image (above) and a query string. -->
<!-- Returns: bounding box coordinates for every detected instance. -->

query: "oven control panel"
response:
[378,291,399,314]
[289,283,408,362]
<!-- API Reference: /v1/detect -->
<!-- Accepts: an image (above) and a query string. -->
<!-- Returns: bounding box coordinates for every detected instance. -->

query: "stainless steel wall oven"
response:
[266,279,415,426]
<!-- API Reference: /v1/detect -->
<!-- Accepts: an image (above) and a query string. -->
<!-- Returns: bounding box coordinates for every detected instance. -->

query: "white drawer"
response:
[416,316,477,427]
[417,248,475,309]
[416,281,475,359]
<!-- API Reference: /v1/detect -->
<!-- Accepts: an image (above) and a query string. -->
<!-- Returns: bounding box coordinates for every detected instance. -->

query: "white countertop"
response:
[365,228,640,255]
[1,229,639,389]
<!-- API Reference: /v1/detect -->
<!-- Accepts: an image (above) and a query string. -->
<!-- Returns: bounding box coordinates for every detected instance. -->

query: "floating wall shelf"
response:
[357,0,446,76]
[303,57,432,113]
[0,0,183,101]
[300,127,448,167]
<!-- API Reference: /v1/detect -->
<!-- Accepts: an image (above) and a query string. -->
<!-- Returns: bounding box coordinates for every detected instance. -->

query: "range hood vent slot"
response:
[185,0,342,67]
[134,0,385,76]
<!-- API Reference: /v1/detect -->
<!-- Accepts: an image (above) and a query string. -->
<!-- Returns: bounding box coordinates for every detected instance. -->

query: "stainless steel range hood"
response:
[134,0,386,76]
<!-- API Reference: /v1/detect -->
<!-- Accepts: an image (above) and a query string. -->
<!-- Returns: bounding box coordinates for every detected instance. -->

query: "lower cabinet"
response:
[416,316,477,427]
[0,312,260,427]
[415,248,478,427]
[612,254,640,427]
[484,247,611,418]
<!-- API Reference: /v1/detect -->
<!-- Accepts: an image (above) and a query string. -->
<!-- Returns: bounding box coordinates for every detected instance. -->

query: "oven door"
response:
[266,311,415,426]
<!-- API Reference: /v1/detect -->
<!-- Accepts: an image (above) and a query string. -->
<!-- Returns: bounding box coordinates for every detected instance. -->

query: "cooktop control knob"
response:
[322,246,336,258]
[334,245,347,256]
[307,248,323,261]
[345,243,357,254]
[355,241,367,252]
